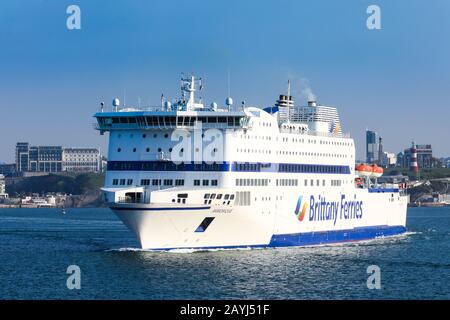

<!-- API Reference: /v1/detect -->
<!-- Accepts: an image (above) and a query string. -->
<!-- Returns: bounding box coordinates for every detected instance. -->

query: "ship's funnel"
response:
[276,95,294,107]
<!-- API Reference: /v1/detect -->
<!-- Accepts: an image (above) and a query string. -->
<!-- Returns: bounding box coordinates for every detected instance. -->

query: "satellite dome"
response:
[225,97,233,106]
[112,98,120,107]
[210,102,218,110]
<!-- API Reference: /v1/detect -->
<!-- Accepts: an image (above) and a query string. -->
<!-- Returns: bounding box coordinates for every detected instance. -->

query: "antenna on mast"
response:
[287,79,291,123]
[227,67,231,97]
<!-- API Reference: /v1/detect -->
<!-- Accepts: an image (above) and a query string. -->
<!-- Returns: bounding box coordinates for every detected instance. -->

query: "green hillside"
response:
[6,173,105,195]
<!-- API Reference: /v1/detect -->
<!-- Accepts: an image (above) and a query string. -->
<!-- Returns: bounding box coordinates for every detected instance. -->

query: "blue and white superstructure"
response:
[94,75,408,250]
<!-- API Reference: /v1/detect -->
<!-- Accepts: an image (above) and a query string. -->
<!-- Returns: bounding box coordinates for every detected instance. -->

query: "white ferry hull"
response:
[111,188,407,250]
[95,75,409,251]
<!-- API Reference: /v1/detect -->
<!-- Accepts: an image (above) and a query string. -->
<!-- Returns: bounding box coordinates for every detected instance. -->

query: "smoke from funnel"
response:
[298,78,316,102]
[288,76,316,102]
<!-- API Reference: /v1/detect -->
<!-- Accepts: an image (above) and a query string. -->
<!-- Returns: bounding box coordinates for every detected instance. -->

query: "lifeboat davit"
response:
[371,164,383,178]
[355,164,373,177]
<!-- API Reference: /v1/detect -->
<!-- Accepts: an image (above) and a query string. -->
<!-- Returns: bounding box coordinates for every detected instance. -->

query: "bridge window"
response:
[112,179,118,185]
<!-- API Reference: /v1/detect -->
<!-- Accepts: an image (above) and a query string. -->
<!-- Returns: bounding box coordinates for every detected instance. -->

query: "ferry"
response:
[94,75,408,250]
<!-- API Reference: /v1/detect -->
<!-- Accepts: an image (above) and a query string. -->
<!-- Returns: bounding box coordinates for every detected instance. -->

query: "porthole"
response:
[117,148,121,152]
[133,148,136,152]
[146,148,150,152]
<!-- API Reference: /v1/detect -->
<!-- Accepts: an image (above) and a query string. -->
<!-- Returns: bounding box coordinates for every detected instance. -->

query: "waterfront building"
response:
[15,143,62,173]
[0,174,8,199]
[366,130,379,164]
[62,148,101,172]
[380,152,397,167]
[0,163,15,176]
[15,143,101,173]
[403,144,434,169]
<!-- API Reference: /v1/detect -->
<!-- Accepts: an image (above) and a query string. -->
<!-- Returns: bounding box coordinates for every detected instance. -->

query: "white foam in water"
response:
[106,233,420,253]
[106,246,262,253]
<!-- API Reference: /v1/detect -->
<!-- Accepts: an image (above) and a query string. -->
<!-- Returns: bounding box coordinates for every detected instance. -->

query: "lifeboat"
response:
[355,164,373,177]
[371,164,383,178]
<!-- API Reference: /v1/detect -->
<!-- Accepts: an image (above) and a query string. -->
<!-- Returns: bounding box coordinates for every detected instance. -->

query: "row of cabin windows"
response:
[233,178,348,187]
[277,151,348,158]
[112,179,133,186]
[203,193,235,205]
[331,180,342,187]
[235,148,350,158]
[140,179,185,186]
[117,133,170,139]
[277,179,298,186]
[116,147,170,153]
[233,163,350,174]
[235,178,269,186]
[239,134,352,147]
[194,179,218,186]
[110,116,244,127]
[204,193,235,200]
[303,179,344,187]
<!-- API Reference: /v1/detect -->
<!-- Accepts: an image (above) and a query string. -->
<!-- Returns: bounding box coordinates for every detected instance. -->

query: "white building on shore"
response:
[0,174,8,198]
[62,148,101,173]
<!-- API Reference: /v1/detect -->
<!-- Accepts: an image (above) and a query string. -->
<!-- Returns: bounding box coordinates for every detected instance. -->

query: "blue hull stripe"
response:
[144,225,407,251]
[268,225,406,247]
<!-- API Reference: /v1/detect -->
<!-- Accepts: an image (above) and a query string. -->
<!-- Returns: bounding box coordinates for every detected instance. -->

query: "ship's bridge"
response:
[95,75,253,133]
[94,110,249,134]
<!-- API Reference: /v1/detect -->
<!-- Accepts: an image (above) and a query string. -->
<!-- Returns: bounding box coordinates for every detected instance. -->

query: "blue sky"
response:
[0,0,449,162]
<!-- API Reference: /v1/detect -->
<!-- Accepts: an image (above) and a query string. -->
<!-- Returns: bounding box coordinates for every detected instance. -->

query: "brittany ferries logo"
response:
[294,196,308,222]
[295,194,363,225]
